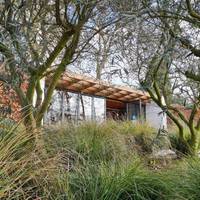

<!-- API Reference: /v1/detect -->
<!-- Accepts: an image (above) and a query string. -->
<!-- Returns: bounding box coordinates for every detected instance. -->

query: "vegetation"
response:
[1,120,200,199]
[1,0,200,198]
[0,0,118,128]
[1,0,200,154]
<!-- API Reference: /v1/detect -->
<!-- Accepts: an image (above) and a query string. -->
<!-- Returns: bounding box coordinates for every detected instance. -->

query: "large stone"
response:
[152,149,177,159]
[152,133,171,150]
[151,130,177,159]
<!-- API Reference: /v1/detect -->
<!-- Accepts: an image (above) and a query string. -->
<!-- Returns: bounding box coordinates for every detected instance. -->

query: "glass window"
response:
[127,102,146,121]
[79,95,92,120]
[93,97,105,121]
[45,90,106,123]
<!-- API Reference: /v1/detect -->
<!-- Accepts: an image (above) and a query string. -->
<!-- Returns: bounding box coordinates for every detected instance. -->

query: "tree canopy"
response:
[0,0,118,128]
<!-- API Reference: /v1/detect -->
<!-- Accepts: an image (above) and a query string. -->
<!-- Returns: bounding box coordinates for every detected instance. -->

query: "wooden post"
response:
[143,104,146,121]
[75,93,80,122]
[80,94,86,120]
[139,99,142,121]
[126,103,129,120]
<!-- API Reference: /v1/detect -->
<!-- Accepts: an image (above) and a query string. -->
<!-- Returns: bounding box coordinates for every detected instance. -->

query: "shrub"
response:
[169,127,192,155]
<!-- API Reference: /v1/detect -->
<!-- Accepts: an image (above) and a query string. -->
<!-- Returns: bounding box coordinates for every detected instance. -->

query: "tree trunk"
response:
[189,130,200,155]
[22,108,37,132]
[80,94,86,120]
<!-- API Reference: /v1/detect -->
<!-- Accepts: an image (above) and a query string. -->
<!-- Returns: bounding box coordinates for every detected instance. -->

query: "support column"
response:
[104,98,106,120]
[126,103,129,120]
[91,96,95,120]
[139,99,142,121]
[75,93,80,122]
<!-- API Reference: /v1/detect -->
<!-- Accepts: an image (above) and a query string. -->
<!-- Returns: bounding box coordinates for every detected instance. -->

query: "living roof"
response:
[46,71,150,103]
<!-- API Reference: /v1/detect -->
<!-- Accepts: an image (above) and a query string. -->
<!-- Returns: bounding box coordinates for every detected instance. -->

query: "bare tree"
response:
[112,0,200,154]
[72,8,124,81]
[0,0,118,130]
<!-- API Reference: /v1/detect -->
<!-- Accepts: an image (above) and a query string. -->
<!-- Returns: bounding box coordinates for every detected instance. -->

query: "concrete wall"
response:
[146,101,167,129]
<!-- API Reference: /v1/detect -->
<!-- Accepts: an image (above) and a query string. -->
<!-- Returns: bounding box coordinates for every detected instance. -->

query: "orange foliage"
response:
[0,81,28,121]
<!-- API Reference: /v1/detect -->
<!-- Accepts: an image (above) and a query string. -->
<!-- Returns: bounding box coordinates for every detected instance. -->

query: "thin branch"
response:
[71,17,123,64]
[186,0,200,21]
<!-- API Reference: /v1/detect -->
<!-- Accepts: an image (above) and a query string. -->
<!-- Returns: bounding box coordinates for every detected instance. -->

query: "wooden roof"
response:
[46,71,150,103]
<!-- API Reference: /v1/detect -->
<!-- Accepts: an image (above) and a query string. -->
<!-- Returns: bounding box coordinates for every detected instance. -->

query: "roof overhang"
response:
[46,71,151,103]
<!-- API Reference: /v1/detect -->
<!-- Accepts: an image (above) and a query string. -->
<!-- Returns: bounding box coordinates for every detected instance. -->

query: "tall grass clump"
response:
[64,159,174,200]
[44,120,156,162]
[44,121,175,200]
[44,121,130,164]
[0,118,62,199]
[166,158,200,200]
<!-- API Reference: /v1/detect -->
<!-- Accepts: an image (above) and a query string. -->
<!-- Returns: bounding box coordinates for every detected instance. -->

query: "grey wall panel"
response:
[146,102,167,129]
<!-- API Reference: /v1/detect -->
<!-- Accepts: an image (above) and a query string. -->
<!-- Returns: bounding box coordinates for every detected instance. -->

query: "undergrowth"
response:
[1,119,200,199]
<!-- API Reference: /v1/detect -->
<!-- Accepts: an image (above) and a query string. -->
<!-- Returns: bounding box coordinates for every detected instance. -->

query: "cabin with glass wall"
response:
[44,71,167,129]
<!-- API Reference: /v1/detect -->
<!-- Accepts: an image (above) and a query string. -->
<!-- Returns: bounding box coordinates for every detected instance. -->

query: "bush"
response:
[169,127,192,155]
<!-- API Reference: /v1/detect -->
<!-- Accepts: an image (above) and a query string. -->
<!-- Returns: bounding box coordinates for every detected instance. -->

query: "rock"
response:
[151,132,172,152]
[152,149,177,159]
[150,129,177,159]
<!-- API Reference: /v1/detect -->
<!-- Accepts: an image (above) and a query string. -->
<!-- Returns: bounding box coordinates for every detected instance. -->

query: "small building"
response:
[45,71,167,129]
